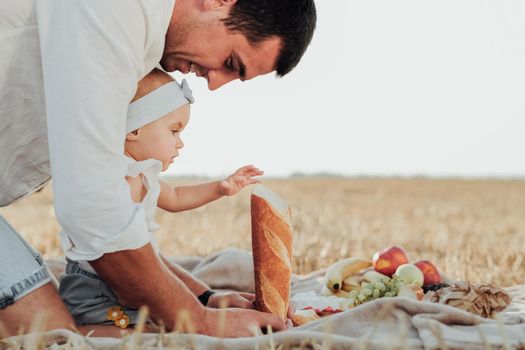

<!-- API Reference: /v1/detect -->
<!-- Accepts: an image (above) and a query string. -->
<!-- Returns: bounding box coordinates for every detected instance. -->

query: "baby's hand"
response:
[218,165,264,196]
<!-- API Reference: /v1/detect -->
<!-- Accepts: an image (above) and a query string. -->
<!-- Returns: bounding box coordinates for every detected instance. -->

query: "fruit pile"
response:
[322,246,443,309]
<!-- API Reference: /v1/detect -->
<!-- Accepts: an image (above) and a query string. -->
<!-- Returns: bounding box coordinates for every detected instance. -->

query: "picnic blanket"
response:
[3,248,525,349]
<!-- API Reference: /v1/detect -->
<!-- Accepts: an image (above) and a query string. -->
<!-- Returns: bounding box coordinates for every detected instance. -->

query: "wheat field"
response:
[1,177,524,287]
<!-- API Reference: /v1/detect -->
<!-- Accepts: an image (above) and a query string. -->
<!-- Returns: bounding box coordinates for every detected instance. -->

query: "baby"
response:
[59,69,263,334]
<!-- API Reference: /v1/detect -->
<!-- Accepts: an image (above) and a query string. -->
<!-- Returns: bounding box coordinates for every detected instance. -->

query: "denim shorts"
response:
[59,260,141,326]
[0,214,52,309]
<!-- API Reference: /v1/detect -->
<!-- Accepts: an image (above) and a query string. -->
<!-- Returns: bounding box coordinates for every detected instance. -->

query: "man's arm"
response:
[159,255,256,310]
[91,244,206,329]
[37,0,152,256]
[91,245,286,335]
[159,255,209,296]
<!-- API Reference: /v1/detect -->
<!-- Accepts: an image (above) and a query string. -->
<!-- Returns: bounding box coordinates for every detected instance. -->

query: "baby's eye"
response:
[171,129,179,135]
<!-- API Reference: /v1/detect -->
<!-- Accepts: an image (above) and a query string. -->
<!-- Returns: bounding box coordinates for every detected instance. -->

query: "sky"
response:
[168,0,525,178]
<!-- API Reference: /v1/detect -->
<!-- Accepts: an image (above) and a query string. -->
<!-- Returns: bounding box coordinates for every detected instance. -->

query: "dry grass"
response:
[1,177,524,287]
[1,178,524,349]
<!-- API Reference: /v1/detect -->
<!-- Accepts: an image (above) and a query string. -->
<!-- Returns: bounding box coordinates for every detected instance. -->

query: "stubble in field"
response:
[1,178,523,287]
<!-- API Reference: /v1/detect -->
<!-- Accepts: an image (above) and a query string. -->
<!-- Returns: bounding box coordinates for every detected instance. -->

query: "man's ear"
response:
[126,129,141,141]
[203,0,237,11]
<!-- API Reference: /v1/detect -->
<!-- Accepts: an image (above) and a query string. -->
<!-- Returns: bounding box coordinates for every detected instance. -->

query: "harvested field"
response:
[1,177,524,287]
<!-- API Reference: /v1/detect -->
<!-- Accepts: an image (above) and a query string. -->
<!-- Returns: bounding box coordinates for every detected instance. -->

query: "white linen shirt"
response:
[70,157,163,273]
[0,0,175,260]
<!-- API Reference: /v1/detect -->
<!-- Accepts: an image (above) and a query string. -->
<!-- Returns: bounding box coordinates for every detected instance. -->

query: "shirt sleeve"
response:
[36,0,151,260]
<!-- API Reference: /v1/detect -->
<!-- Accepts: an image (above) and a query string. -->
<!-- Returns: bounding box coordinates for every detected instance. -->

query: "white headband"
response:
[126,79,194,133]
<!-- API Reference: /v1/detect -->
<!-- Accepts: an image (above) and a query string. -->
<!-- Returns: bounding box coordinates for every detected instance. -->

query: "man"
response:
[0,0,316,338]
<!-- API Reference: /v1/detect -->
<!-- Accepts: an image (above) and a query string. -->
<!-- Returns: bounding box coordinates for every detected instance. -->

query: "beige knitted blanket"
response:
[3,248,524,349]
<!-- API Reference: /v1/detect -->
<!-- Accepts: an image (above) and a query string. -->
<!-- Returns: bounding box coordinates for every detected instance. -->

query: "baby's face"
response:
[126,104,190,171]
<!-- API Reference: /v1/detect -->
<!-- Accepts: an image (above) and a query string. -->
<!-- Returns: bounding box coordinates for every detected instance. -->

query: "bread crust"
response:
[251,192,293,320]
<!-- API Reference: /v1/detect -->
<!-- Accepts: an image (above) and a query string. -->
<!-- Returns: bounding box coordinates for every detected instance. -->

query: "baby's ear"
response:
[126,129,141,141]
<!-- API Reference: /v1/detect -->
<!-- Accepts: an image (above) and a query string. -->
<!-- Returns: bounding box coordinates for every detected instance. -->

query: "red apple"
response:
[414,260,442,286]
[372,246,409,277]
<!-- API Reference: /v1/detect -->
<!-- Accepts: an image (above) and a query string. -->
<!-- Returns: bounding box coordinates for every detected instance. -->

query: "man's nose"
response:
[207,70,238,90]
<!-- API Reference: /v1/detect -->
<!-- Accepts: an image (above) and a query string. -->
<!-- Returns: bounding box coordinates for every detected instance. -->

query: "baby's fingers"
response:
[246,167,263,176]
[238,165,263,174]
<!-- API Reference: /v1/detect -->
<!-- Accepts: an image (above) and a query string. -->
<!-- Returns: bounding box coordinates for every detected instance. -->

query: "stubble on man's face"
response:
[160,17,197,72]
[160,11,282,90]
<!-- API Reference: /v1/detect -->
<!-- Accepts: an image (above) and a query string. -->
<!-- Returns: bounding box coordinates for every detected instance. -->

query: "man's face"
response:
[161,4,282,90]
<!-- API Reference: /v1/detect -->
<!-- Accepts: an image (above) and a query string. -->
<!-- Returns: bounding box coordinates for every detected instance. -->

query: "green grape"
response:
[386,285,395,293]
[373,281,386,291]
[361,288,372,296]
[346,275,404,307]
[348,290,359,299]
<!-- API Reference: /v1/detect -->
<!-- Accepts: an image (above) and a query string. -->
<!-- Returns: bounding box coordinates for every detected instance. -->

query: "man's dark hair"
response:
[223,0,316,77]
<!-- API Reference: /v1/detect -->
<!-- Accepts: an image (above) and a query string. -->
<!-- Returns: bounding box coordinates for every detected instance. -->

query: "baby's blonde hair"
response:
[132,68,174,102]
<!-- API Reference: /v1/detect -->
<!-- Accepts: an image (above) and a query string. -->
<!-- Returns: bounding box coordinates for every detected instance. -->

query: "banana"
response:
[333,289,350,298]
[321,284,334,296]
[324,257,372,292]
[321,284,350,297]
[342,275,362,292]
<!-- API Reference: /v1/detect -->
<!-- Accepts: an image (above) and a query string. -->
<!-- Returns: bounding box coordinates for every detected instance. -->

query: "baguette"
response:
[251,185,293,320]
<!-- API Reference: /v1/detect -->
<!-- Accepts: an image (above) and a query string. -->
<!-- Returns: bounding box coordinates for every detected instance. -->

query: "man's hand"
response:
[208,292,296,330]
[286,302,296,329]
[217,165,263,196]
[202,308,286,338]
[207,291,255,309]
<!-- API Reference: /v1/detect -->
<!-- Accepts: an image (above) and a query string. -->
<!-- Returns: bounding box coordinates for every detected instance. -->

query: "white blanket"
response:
[3,248,525,349]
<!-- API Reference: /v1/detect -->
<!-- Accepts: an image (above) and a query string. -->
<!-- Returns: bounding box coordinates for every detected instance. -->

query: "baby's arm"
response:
[157,165,263,213]
[126,174,146,203]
